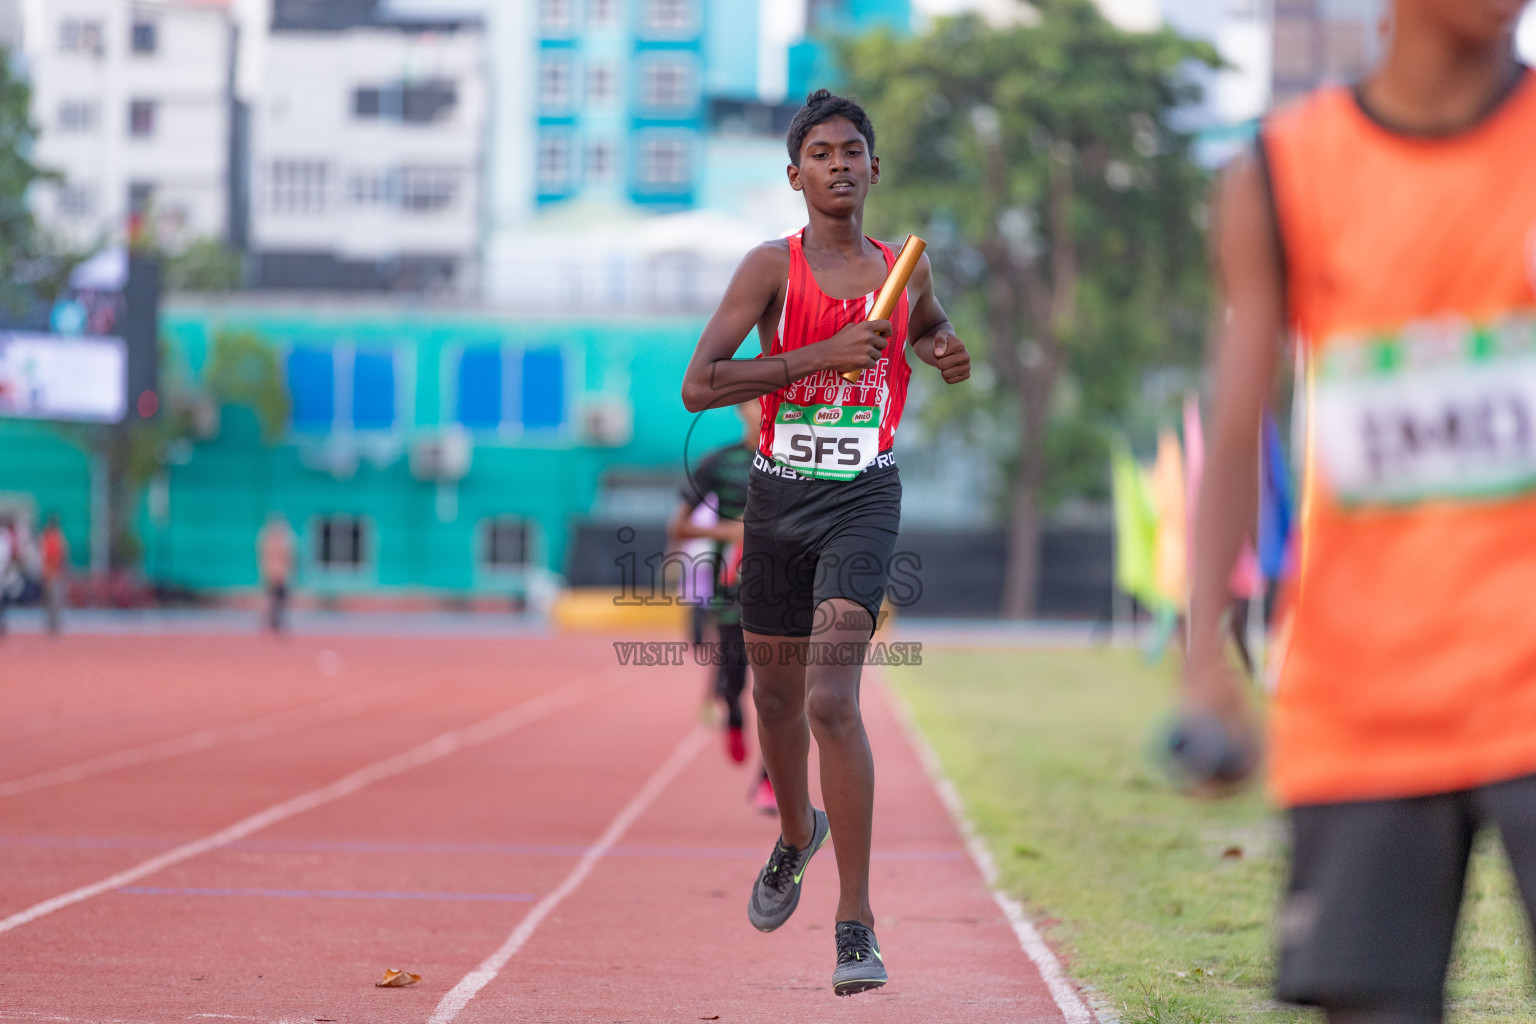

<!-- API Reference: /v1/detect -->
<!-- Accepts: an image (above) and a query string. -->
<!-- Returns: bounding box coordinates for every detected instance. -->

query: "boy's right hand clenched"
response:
[819,320,891,376]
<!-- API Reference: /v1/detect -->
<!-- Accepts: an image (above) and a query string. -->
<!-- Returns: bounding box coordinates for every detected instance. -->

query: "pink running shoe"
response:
[726,726,747,764]
[752,774,777,815]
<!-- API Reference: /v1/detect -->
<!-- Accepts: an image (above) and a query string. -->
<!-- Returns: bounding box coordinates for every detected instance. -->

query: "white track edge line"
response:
[876,673,1098,1024]
[0,673,618,937]
[428,726,709,1024]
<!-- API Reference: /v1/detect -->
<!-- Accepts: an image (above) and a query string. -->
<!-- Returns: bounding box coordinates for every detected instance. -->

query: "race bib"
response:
[770,402,880,481]
[1312,315,1536,506]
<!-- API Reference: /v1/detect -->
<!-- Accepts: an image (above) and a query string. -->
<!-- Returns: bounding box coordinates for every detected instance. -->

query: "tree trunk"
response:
[1000,452,1042,619]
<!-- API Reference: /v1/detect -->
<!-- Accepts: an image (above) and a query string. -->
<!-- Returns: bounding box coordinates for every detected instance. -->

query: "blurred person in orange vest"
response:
[257,512,295,634]
[39,514,69,635]
[1185,1,1536,1020]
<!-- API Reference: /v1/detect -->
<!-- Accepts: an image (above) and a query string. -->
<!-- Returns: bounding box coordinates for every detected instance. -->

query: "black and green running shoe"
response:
[832,919,887,996]
[746,807,829,932]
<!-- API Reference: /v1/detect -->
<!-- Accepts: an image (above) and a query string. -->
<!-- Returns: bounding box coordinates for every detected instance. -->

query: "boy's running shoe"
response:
[747,807,829,932]
[726,725,747,764]
[832,919,887,996]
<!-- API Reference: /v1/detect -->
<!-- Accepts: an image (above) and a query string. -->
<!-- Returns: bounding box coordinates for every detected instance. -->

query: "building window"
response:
[587,140,615,181]
[539,60,574,112]
[354,87,382,118]
[58,100,97,133]
[128,181,156,216]
[128,99,157,138]
[400,167,459,212]
[353,81,458,123]
[641,0,695,33]
[638,137,690,187]
[537,135,572,188]
[640,59,693,111]
[57,184,94,218]
[348,169,395,206]
[540,0,573,34]
[59,18,104,55]
[130,19,157,54]
[269,160,329,214]
[286,345,398,432]
[314,515,370,572]
[589,0,619,28]
[455,346,568,433]
[481,517,537,571]
[587,62,616,105]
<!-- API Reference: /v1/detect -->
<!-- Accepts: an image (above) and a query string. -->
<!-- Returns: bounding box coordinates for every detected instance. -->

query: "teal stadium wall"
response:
[0,301,747,598]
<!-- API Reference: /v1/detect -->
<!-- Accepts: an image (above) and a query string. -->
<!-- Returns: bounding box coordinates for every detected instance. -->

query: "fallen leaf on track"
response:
[376,968,421,987]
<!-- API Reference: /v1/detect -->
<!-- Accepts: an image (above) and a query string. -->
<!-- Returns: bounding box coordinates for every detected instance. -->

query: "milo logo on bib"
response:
[771,402,882,481]
[1313,313,1536,506]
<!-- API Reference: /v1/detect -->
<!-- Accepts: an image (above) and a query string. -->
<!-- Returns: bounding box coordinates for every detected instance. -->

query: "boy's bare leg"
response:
[806,597,876,927]
[748,599,877,926]
[747,631,814,848]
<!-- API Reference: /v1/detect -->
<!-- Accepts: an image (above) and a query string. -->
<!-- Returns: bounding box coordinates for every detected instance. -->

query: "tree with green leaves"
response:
[0,44,67,314]
[842,1,1217,617]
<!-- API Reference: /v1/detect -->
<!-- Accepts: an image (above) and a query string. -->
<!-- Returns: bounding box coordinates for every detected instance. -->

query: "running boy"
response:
[682,89,970,995]
[1186,2,1536,1020]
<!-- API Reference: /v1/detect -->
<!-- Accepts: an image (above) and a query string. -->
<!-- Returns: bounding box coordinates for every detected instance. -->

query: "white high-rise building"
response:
[247,0,487,293]
[0,0,20,48]
[19,0,235,250]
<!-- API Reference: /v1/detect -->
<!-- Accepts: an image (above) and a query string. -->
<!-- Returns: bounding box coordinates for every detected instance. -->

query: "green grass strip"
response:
[887,648,1534,1023]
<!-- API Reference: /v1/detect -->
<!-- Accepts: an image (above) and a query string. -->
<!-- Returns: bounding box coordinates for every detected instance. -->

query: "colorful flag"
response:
[1110,440,1161,610]
[1151,429,1188,608]
[1258,411,1295,581]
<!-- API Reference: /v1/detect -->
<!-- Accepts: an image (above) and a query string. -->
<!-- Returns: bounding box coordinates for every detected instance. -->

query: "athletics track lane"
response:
[0,635,1085,1023]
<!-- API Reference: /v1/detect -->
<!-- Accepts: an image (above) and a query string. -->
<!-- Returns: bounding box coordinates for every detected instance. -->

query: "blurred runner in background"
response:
[0,515,16,637]
[668,402,776,811]
[1186,2,1536,1021]
[40,514,69,635]
[257,512,295,634]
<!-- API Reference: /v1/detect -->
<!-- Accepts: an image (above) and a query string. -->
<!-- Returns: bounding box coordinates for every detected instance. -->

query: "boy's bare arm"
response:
[907,255,970,384]
[1184,150,1286,728]
[682,243,896,412]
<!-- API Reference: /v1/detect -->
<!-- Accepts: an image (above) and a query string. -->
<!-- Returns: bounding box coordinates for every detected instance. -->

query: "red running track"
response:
[0,634,1091,1023]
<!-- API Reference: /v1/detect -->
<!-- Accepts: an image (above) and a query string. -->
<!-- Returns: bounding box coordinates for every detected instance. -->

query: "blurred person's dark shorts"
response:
[1277,772,1536,1015]
[739,458,900,638]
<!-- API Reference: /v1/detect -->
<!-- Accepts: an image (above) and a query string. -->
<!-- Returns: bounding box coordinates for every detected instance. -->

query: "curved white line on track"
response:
[0,673,619,938]
[428,726,709,1024]
[876,673,1099,1024]
[0,682,419,798]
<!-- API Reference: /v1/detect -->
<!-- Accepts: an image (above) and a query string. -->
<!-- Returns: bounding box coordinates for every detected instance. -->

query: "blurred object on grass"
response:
[888,648,1534,1023]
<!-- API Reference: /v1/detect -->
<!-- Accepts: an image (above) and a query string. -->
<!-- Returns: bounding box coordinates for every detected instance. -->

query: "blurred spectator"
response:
[0,515,17,636]
[40,514,69,635]
[258,512,296,634]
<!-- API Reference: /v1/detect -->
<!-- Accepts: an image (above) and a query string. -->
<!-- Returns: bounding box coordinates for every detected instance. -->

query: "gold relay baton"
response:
[842,234,927,383]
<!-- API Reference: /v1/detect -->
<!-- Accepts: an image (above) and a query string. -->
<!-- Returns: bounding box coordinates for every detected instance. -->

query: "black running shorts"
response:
[738,454,901,638]
[1276,772,1536,1016]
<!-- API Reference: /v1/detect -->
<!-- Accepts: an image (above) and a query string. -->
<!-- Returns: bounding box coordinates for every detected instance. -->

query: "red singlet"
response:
[756,230,913,481]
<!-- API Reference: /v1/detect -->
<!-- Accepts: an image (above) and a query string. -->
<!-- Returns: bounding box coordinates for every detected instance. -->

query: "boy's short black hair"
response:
[786,89,876,165]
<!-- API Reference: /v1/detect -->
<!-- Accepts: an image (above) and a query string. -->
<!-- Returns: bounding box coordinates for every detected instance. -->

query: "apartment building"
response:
[19,0,235,250]
[247,0,486,293]
[1271,0,1381,105]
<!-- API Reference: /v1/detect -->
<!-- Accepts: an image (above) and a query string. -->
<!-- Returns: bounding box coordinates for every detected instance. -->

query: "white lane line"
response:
[0,681,420,798]
[0,673,619,938]
[428,726,709,1024]
[876,674,1098,1024]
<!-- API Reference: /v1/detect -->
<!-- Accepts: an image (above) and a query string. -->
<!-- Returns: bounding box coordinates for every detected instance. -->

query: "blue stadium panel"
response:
[352,351,396,430]
[287,347,335,431]
[457,347,503,430]
[520,348,565,431]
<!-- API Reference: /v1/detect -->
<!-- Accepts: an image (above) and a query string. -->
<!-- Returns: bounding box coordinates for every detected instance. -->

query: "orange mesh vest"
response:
[1264,72,1536,806]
